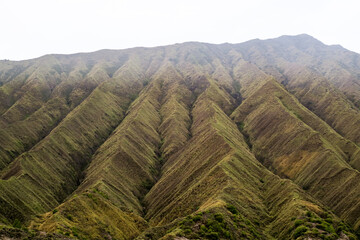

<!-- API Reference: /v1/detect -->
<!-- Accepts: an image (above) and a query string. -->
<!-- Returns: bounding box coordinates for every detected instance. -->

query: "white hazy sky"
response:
[1,0,360,60]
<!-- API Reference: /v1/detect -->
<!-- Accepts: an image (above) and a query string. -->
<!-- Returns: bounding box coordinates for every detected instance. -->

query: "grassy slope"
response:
[0,83,128,222]
[0,57,65,125]
[278,64,360,145]
[0,59,114,171]
[0,55,148,225]
[234,34,360,107]
[275,35,360,107]
[231,79,360,231]
[141,78,348,240]
[155,62,193,159]
[32,60,193,240]
[0,51,135,171]
[0,36,359,239]
[32,79,163,239]
[0,60,35,116]
[233,36,360,145]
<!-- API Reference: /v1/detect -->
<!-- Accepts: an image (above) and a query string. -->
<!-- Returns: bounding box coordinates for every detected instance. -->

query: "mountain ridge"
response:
[0,34,359,240]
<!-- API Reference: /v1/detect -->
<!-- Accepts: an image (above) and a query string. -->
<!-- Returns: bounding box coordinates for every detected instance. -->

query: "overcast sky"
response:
[1,0,360,60]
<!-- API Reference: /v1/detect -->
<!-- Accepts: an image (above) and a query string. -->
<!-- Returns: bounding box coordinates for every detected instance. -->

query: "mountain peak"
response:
[274,33,324,46]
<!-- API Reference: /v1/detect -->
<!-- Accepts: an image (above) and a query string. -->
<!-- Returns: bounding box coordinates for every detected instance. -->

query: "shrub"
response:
[312,228,319,234]
[145,233,153,238]
[12,219,22,228]
[214,213,224,223]
[226,205,238,214]
[293,226,308,239]
[223,230,230,238]
[142,180,153,191]
[236,122,244,131]
[326,224,335,233]
[143,79,150,86]
[205,232,219,240]
[72,227,79,237]
[324,233,338,240]
[294,219,304,227]
[129,94,138,101]
[310,217,322,224]
[305,222,312,227]
[208,221,222,232]
[189,232,200,238]
[180,217,194,228]
[183,229,192,234]
[98,191,109,199]
[348,234,356,240]
[200,225,207,232]
[316,223,326,231]
[240,231,248,237]
[325,218,333,224]
[249,226,261,238]
[336,226,344,234]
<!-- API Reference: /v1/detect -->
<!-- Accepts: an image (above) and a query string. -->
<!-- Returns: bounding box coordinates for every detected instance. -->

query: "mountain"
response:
[0,34,359,240]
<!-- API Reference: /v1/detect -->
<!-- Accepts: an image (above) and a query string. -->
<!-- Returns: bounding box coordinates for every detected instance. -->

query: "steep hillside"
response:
[0,35,359,240]
[231,80,360,228]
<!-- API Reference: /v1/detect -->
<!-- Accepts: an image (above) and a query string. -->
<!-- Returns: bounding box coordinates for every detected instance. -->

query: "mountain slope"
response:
[0,35,359,240]
[231,79,360,228]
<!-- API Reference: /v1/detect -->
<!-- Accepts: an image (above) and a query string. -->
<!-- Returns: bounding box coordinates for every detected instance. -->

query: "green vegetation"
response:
[0,225,72,239]
[226,205,238,215]
[12,219,22,228]
[231,79,360,235]
[0,35,359,240]
[176,212,232,239]
[286,211,358,240]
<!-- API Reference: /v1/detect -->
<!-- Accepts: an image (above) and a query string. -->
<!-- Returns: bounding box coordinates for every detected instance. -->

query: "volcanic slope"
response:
[0,35,359,239]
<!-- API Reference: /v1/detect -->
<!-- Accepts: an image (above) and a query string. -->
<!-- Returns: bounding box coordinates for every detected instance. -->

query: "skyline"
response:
[1,0,360,60]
